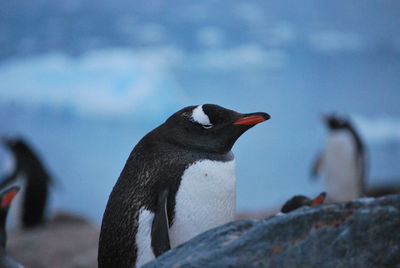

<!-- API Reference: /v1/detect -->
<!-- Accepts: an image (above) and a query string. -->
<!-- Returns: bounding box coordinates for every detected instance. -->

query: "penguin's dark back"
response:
[98,128,233,267]
[344,122,365,155]
[9,140,47,174]
[22,174,49,228]
[343,121,367,193]
[7,139,51,228]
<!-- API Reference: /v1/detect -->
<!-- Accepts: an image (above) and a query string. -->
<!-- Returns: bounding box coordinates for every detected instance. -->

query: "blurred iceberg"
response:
[0,48,187,119]
[353,115,400,144]
[195,44,287,70]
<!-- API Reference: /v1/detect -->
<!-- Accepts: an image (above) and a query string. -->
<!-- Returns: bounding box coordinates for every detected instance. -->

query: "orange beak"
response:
[1,187,20,208]
[233,113,270,126]
[310,192,327,207]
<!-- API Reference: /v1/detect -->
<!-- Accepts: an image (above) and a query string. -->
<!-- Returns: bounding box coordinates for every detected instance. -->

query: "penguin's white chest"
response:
[169,159,236,248]
[324,130,361,201]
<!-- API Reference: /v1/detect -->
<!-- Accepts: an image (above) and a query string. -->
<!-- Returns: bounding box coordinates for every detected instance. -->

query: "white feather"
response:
[169,159,236,248]
[191,105,212,127]
[135,209,155,267]
[323,130,363,202]
[10,175,26,229]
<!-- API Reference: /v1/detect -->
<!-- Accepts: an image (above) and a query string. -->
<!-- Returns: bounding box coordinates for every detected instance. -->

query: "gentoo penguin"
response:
[0,137,52,228]
[0,186,24,268]
[280,192,326,213]
[311,114,366,202]
[98,104,270,268]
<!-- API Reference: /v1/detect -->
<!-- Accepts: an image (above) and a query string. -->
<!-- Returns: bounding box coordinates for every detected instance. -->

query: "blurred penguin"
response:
[0,186,24,268]
[311,114,366,202]
[280,192,326,213]
[0,137,52,229]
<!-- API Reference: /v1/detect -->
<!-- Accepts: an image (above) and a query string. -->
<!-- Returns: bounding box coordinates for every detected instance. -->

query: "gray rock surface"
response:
[144,194,400,268]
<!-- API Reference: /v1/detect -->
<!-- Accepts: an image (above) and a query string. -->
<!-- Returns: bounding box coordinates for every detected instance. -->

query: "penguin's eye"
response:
[202,124,213,129]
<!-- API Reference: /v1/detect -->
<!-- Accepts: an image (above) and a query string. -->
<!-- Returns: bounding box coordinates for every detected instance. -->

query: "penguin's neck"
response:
[326,129,356,156]
[148,138,235,164]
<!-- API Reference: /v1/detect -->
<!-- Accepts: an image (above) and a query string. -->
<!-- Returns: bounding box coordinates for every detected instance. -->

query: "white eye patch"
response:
[191,105,213,129]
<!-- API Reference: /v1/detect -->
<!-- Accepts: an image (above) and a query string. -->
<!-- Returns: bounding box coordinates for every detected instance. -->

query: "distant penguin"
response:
[0,138,52,228]
[280,192,326,213]
[311,114,366,202]
[0,186,24,268]
[98,104,270,267]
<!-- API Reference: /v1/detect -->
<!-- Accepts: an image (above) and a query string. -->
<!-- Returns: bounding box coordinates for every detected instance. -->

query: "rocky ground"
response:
[6,194,400,268]
[7,212,99,268]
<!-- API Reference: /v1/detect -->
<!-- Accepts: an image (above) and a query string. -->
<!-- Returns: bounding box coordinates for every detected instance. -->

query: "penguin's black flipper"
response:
[151,189,171,257]
[310,152,324,179]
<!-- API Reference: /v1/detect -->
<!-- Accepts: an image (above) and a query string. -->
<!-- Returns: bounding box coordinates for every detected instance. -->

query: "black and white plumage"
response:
[0,138,52,229]
[0,186,24,268]
[311,115,366,202]
[98,104,270,268]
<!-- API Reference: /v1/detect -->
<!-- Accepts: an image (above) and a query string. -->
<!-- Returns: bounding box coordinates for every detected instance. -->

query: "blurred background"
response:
[1,0,400,225]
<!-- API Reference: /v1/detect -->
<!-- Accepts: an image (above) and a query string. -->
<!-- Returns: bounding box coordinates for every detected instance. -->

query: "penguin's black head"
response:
[281,192,326,213]
[281,195,311,213]
[1,137,29,154]
[324,114,350,130]
[160,104,270,154]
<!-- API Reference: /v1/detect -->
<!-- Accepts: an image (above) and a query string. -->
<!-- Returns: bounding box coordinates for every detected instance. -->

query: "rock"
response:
[235,209,277,221]
[365,182,400,198]
[144,194,400,268]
